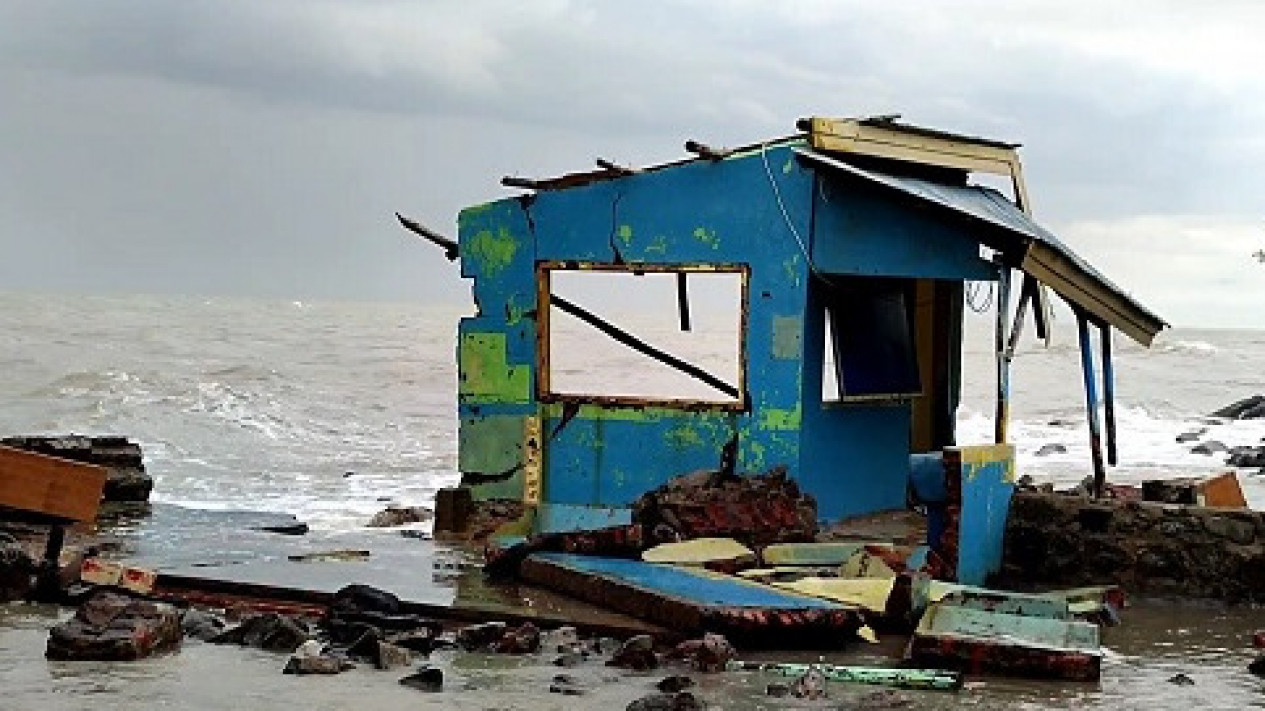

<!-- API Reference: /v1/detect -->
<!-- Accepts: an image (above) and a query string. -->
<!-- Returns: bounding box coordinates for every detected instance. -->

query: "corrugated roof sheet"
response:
[795,148,1167,345]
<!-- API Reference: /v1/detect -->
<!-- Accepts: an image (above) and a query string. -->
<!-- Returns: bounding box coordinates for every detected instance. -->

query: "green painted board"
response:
[761,542,883,567]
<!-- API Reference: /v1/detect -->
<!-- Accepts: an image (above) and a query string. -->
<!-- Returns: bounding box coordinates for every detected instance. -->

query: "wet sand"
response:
[4,599,1265,711]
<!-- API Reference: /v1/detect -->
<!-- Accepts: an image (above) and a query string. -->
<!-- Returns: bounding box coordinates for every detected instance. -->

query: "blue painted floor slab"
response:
[529,552,845,609]
[521,552,864,647]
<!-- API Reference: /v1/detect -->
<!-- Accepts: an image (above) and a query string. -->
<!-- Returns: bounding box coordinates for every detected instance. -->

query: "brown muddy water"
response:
[3,599,1265,711]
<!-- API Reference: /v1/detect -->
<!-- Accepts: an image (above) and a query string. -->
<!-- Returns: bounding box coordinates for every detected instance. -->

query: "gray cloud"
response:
[0,1,1261,325]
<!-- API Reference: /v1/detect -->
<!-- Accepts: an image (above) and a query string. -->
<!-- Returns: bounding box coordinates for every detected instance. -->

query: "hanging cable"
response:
[760,142,823,278]
[965,280,994,313]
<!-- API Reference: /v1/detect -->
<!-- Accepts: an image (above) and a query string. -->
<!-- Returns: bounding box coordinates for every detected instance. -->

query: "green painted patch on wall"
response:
[459,332,530,404]
[783,254,801,286]
[504,294,532,325]
[459,415,526,501]
[617,224,634,245]
[540,402,736,425]
[759,404,803,431]
[665,424,704,449]
[692,227,720,249]
[468,227,520,277]
[771,315,803,360]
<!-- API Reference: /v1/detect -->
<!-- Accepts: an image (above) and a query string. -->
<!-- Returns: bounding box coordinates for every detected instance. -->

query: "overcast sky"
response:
[1,1,1262,328]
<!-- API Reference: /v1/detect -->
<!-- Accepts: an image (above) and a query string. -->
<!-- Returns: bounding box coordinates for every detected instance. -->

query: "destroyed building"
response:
[439,116,1165,585]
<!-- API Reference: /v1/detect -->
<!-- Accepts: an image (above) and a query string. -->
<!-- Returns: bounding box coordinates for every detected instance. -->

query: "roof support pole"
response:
[1101,325,1118,466]
[994,267,1012,444]
[1076,311,1107,498]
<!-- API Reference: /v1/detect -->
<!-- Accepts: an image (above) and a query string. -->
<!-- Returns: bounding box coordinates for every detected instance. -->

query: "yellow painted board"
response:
[642,538,755,566]
[774,577,965,612]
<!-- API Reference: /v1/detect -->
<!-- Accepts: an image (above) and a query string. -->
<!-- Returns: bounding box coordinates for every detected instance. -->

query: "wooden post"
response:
[1101,325,1118,466]
[676,272,692,332]
[1077,313,1107,498]
[994,268,1012,444]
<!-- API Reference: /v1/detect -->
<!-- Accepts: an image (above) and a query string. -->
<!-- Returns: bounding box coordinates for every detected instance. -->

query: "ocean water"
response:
[1,291,1262,528]
[3,291,1265,710]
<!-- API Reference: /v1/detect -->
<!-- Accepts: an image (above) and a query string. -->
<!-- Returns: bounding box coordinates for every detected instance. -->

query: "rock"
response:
[46,590,182,661]
[0,534,35,602]
[656,675,695,693]
[857,689,913,708]
[626,691,702,711]
[287,549,369,563]
[542,625,581,652]
[374,641,413,670]
[549,673,587,695]
[607,634,658,671]
[591,637,623,656]
[1167,672,1195,685]
[790,666,827,699]
[765,683,790,697]
[180,607,227,641]
[209,612,310,652]
[253,517,309,535]
[388,629,453,656]
[1176,429,1206,443]
[1203,516,1256,545]
[1251,656,1265,677]
[1211,395,1265,420]
[493,621,541,654]
[1034,443,1067,457]
[399,665,444,692]
[345,629,412,669]
[326,618,380,646]
[367,506,433,528]
[456,621,508,651]
[327,584,439,633]
[552,651,585,667]
[103,467,154,503]
[1191,441,1227,455]
[668,633,734,672]
[1228,447,1265,468]
[283,641,353,675]
[332,584,400,615]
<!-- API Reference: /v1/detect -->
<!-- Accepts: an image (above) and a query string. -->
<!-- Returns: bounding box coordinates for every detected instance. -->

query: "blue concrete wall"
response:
[455,143,1001,532]
[797,281,911,521]
[954,445,1017,586]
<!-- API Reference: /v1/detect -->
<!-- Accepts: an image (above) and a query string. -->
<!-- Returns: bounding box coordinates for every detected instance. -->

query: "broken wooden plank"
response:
[0,445,108,522]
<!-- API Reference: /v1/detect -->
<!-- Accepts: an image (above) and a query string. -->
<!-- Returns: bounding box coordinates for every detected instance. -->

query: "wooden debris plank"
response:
[0,445,107,522]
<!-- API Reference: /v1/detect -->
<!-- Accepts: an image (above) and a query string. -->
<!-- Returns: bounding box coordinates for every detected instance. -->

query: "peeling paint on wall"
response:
[772,315,803,360]
[459,332,530,404]
[692,227,720,250]
[467,228,520,277]
[759,405,803,431]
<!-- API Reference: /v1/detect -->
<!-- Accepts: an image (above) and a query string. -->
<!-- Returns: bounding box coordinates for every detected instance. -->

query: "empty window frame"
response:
[821,278,921,402]
[538,263,748,408]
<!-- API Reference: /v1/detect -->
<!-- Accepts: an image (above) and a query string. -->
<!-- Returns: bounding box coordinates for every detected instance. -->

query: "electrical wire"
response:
[760,142,822,278]
[965,280,994,313]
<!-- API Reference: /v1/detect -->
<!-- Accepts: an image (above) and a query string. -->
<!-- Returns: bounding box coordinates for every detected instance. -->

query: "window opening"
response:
[541,265,746,407]
[821,278,921,401]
